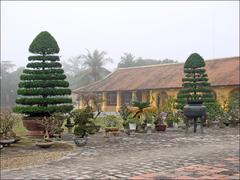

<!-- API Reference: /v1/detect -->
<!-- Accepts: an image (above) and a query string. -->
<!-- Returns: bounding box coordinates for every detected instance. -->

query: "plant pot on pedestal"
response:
[22,117,45,137]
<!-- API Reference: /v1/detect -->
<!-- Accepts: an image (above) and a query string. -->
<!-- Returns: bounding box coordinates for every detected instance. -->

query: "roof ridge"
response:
[117,56,240,70]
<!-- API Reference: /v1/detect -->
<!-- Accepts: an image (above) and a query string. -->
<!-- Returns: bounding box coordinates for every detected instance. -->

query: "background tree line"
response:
[1,50,177,109]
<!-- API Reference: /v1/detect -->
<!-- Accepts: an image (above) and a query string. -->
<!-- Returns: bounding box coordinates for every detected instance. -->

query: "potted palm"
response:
[70,107,95,147]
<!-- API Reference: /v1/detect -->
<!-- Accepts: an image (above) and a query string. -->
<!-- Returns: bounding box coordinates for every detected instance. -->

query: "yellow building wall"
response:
[75,86,239,112]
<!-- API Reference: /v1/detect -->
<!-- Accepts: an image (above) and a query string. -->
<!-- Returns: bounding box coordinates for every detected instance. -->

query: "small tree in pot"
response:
[176,53,215,133]
[70,107,96,146]
[13,31,73,136]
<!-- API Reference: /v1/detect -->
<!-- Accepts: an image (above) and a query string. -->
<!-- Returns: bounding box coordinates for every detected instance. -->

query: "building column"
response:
[79,95,84,108]
[149,90,157,107]
[102,92,107,111]
[132,90,137,102]
[116,91,122,111]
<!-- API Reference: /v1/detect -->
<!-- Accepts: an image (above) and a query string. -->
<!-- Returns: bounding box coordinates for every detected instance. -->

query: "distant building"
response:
[73,56,240,112]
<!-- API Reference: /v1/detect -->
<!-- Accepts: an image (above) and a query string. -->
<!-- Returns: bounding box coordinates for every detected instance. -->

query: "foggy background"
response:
[1,1,239,71]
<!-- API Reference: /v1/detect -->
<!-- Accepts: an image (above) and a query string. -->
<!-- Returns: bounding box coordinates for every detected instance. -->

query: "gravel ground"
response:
[1,127,239,179]
[0,139,73,170]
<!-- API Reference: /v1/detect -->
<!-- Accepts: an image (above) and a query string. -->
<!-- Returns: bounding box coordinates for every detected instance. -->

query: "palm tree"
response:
[81,49,112,82]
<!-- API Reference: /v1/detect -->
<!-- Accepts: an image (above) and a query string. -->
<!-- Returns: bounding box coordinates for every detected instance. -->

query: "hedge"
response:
[16,98,72,105]
[20,74,66,80]
[18,80,69,88]
[26,62,62,68]
[23,69,64,74]
[184,69,206,74]
[28,55,60,61]
[17,88,71,96]
[13,105,73,115]
[182,82,210,88]
[179,88,211,93]
[182,77,208,82]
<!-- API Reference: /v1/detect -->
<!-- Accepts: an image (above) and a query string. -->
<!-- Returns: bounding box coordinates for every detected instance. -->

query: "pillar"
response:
[116,91,122,111]
[132,91,137,102]
[79,95,84,108]
[102,92,107,112]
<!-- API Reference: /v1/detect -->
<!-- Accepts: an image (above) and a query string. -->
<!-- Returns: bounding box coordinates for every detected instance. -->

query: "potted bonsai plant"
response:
[0,113,17,147]
[70,107,96,147]
[104,115,122,133]
[154,112,167,131]
[13,31,73,137]
[177,53,213,133]
[35,113,65,148]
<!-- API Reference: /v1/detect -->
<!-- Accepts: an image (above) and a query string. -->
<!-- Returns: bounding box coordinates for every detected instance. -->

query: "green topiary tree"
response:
[13,31,73,117]
[176,53,214,109]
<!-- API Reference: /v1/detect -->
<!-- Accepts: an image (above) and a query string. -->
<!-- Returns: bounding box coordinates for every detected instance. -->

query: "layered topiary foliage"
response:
[13,31,73,117]
[176,53,214,109]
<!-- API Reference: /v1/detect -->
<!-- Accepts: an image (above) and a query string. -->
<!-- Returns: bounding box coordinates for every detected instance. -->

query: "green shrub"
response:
[102,115,123,129]
[225,92,240,126]
[205,101,224,126]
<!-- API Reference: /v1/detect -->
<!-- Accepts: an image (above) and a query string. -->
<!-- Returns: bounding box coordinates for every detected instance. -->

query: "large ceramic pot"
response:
[22,117,45,137]
[183,102,206,118]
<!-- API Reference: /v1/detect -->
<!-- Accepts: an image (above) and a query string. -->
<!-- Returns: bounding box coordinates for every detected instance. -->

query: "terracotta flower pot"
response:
[105,127,119,132]
[22,117,45,137]
[155,124,167,131]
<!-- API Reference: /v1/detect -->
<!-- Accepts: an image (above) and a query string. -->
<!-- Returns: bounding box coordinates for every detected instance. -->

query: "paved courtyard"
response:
[1,127,239,179]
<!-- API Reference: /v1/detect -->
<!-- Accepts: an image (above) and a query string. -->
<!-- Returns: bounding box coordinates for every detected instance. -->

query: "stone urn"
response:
[22,116,45,137]
[183,101,206,133]
[183,101,206,118]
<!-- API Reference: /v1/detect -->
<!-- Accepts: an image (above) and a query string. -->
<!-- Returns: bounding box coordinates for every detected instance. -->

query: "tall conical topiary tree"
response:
[13,31,73,117]
[176,53,214,109]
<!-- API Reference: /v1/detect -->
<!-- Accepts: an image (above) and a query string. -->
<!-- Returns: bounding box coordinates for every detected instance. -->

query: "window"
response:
[122,91,132,105]
[107,92,117,106]
[96,92,103,101]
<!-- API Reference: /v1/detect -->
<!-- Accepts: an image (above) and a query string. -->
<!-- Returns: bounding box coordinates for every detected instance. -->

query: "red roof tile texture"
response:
[74,57,240,93]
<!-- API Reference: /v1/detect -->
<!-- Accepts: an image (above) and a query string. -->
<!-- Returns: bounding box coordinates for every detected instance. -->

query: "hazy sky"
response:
[1,1,239,71]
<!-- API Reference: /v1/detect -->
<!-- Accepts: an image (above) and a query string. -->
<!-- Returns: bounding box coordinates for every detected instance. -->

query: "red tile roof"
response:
[74,56,240,93]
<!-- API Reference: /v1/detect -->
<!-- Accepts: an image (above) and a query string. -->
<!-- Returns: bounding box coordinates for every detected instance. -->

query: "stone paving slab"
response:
[1,127,239,179]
